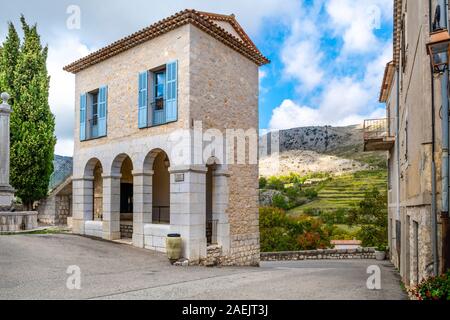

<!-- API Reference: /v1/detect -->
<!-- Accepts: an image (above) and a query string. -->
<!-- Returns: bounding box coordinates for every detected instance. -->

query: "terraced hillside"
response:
[288,170,387,216]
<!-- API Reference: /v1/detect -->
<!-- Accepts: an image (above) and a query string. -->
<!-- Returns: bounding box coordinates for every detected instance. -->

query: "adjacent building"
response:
[365,0,450,286]
[63,9,269,265]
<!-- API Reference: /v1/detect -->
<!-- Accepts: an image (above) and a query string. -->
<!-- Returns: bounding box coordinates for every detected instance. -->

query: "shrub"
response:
[259,177,267,189]
[356,225,385,247]
[259,207,331,252]
[411,271,450,300]
[266,176,285,191]
[272,194,289,210]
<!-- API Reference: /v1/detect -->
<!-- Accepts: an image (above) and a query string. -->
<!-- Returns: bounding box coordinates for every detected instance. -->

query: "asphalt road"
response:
[0,233,407,300]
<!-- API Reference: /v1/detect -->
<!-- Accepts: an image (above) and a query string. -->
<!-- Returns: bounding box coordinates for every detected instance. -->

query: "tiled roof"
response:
[393,0,402,67]
[379,61,395,103]
[64,9,270,74]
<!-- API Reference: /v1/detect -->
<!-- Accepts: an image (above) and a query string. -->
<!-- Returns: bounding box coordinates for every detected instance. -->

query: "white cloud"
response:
[47,34,93,156]
[326,0,392,53]
[269,99,386,131]
[280,9,325,91]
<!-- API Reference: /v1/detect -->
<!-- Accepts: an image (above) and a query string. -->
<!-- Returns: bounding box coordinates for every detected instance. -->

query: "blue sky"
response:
[1,0,393,156]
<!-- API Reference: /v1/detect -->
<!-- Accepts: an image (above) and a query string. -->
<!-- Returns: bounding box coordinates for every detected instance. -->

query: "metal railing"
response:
[206,219,218,245]
[363,118,389,141]
[88,117,99,139]
[152,206,170,224]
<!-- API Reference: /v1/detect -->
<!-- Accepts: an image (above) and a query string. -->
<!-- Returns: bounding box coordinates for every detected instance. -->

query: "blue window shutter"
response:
[138,71,148,128]
[80,93,87,141]
[165,60,178,122]
[98,86,108,137]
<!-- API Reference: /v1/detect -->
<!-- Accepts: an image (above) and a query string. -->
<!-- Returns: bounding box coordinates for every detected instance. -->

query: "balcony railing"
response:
[152,206,170,224]
[363,118,394,151]
[88,117,99,139]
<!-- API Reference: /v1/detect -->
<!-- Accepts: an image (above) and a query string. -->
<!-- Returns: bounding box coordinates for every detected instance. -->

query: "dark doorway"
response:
[120,183,133,213]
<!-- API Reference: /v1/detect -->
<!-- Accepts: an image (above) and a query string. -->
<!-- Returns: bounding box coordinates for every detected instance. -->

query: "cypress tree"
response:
[0,22,20,106]
[10,16,56,209]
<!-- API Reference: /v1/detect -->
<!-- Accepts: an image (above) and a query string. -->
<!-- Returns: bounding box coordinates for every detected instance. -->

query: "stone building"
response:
[63,10,269,265]
[364,0,450,286]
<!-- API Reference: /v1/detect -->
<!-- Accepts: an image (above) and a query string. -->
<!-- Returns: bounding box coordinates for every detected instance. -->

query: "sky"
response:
[1,0,393,156]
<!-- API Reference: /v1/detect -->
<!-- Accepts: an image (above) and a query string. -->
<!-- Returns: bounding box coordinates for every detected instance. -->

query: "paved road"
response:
[0,234,407,300]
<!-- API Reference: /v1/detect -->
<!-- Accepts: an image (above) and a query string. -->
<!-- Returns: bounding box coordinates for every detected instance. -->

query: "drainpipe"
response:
[396,67,400,223]
[441,60,450,272]
[431,60,438,276]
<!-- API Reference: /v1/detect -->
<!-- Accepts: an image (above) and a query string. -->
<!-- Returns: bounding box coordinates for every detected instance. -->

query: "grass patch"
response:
[0,227,67,236]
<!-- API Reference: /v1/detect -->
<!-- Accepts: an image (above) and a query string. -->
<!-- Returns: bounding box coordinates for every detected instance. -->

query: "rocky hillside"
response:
[259,125,386,177]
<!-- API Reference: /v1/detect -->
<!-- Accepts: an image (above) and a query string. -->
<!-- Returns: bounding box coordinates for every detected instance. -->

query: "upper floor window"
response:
[80,86,108,141]
[138,60,178,129]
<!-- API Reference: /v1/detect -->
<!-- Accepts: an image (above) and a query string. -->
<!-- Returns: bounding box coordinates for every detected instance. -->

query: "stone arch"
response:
[82,158,103,222]
[84,157,102,177]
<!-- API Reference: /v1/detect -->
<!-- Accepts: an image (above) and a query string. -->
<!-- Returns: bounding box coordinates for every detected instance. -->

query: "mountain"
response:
[259,125,386,177]
[49,155,73,191]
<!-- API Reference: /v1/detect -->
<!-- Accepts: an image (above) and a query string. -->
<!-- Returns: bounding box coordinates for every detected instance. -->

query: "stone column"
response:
[72,176,94,234]
[132,169,153,248]
[0,93,15,209]
[102,174,121,240]
[169,165,208,263]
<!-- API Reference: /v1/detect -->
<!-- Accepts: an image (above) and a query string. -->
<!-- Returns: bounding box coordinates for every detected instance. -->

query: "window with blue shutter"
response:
[138,71,148,128]
[80,93,87,141]
[165,60,178,122]
[98,86,107,137]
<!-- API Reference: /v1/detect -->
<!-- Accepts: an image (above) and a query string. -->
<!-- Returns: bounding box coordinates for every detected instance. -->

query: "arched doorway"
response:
[110,153,134,240]
[83,158,103,222]
[120,156,133,239]
[206,159,219,245]
[93,162,103,221]
[151,151,170,224]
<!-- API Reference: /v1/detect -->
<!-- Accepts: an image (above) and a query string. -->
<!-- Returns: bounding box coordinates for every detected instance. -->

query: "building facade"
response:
[366,0,450,286]
[64,10,269,265]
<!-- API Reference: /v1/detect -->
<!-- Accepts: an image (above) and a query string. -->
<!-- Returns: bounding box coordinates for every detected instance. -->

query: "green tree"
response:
[349,187,388,246]
[9,16,56,209]
[0,22,20,106]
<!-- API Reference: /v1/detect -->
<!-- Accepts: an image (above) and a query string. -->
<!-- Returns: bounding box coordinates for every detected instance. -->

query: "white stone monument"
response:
[0,92,15,210]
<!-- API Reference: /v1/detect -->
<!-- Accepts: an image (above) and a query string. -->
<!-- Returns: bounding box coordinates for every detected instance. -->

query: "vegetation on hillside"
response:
[259,170,388,249]
[259,207,331,252]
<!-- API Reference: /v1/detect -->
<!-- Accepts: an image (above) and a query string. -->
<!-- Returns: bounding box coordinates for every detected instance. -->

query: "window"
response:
[138,60,178,129]
[154,70,166,111]
[80,86,108,141]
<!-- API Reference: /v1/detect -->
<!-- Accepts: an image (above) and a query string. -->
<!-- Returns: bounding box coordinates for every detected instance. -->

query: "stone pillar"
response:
[169,165,208,263]
[132,169,153,248]
[102,174,121,240]
[72,176,94,234]
[213,168,231,254]
[0,92,15,208]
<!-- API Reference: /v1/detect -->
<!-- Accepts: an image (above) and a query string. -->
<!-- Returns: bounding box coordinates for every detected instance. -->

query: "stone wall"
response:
[0,211,38,232]
[261,248,376,261]
[38,194,72,225]
[189,26,260,266]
